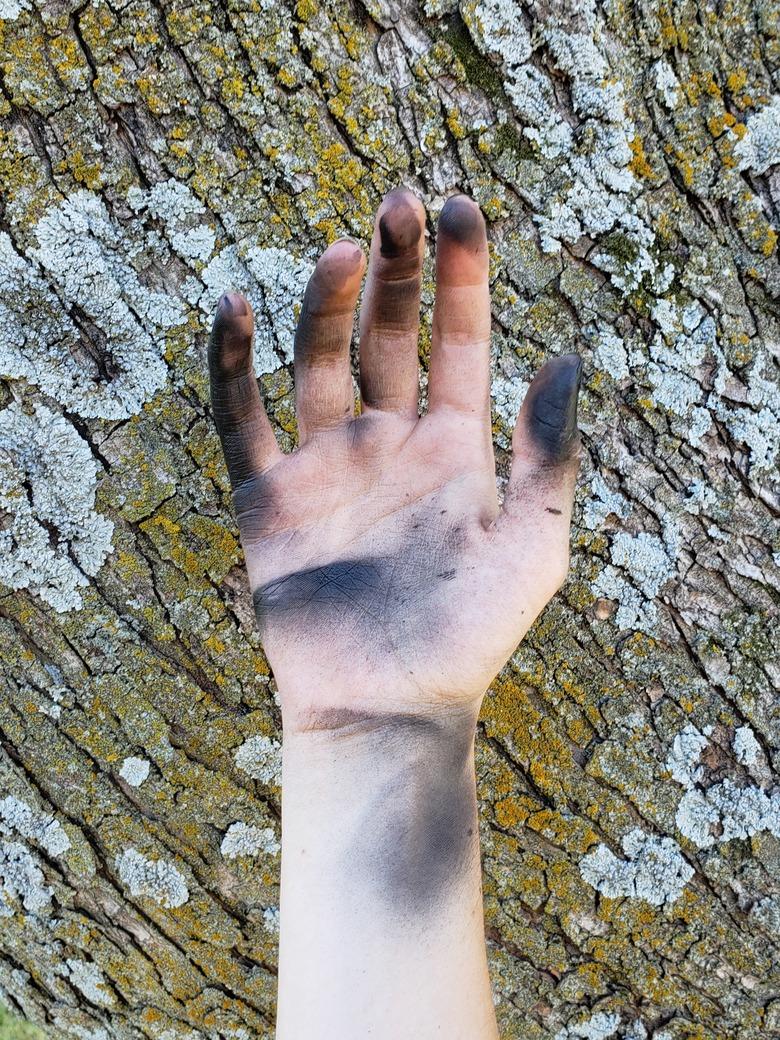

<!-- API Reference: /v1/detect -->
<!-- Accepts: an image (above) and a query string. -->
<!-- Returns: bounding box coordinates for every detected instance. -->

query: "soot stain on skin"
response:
[378,193,423,259]
[348,712,479,918]
[524,353,582,462]
[437,194,483,246]
[252,516,467,639]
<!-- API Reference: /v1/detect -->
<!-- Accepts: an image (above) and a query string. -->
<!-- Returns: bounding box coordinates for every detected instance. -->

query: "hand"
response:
[208,188,582,732]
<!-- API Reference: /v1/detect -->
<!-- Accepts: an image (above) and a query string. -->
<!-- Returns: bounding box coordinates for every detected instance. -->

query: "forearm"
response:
[274,704,499,1040]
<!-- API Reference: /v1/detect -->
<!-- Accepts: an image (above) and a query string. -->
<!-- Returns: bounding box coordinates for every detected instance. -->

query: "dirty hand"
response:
[208,187,582,1039]
[208,188,581,733]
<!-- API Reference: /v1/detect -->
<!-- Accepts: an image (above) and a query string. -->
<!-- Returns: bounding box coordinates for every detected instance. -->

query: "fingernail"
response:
[218,292,248,317]
[528,353,582,460]
[329,237,364,268]
[437,194,482,246]
[379,195,423,259]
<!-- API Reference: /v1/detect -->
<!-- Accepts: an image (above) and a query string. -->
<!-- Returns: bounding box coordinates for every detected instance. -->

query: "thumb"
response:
[513,352,582,469]
[489,354,583,585]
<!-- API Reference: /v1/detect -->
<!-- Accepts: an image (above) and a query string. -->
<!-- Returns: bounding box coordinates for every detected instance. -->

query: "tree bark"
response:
[0,0,778,1038]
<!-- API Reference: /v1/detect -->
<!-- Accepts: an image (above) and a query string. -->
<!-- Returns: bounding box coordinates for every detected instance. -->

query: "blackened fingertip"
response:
[437,194,483,246]
[378,196,423,258]
[526,354,582,461]
[560,352,583,390]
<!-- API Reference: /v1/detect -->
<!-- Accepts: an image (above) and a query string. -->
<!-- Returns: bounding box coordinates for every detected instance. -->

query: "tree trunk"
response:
[0,0,778,1037]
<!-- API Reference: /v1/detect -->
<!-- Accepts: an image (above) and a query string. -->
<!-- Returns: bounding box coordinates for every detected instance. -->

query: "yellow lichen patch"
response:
[494,795,527,829]
[628,135,654,179]
[57,150,104,190]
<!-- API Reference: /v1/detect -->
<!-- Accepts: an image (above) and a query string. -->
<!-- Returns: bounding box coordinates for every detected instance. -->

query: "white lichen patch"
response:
[234,735,282,785]
[554,1011,651,1039]
[579,828,694,905]
[653,59,681,109]
[0,0,30,18]
[0,402,114,612]
[682,480,719,515]
[262,905,280,934]
[115,848,189,908]
[220,821,280,859]
[0,840,54,912]
[118,757,151,788]
[668,723,780,848]
[0,795,71,855]
[592,521,679,632]
[645,312,727,447]
[491,367,528,428]
[734,96,780,174]
[711,355,780,473]
[554,1011,621,1039]
[666,724,713,790]
[63,960,114,1007]
[462,0,659,285]
[733,725,761,766]
[0,191,185,419]
[581,473,630,530]
[593,329,630,382]
[199,245,313,374]
[128,178,216,263]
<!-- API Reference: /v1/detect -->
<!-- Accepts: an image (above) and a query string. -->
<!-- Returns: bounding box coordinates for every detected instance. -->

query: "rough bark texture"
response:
[0,0,778,1037]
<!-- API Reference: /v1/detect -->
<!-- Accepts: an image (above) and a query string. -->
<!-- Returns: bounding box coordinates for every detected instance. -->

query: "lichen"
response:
[666,724,712,790]
[733,95,780,174]
[0,0,29,19]
[0,402,114,611]
[115,848,189,908]
[220,822,280,859]
[233,736,282,785]
[63,960,113,1007]
[0,795,70,855]
[733,725,760,766]
[667,723,780,849]
[579,829,694,905]
[0,841,53,912]
[554,1011,621,1039]
[128,178,216,263]
[262,905,280,934]
[118,757,151,788]
[592,522,679,633]
[0,191,185,419]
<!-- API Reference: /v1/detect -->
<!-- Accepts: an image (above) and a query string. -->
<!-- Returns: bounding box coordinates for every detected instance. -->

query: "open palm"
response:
[208,190,582,732]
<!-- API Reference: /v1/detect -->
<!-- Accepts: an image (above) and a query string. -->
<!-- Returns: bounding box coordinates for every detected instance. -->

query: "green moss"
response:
[0,1006,45,1040]
[442,15,506,101]
[494,121,535,160]
[601,231,641,266]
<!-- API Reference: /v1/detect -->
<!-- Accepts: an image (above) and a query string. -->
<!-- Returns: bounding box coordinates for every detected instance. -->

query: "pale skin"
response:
[208,188,582,1038]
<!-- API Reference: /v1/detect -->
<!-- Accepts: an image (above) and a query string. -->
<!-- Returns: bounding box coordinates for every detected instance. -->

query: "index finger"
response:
[208,292,284,491]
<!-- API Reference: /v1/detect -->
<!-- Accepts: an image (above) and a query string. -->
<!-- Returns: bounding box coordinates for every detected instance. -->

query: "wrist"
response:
[279,705,481,919]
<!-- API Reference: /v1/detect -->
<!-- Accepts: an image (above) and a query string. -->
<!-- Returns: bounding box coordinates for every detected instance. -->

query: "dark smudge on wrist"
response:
[342,712,479,918]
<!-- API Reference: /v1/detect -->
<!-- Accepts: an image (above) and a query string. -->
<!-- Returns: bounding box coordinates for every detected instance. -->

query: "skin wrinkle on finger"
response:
[208,292,282,486]
[359,187,426,416]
